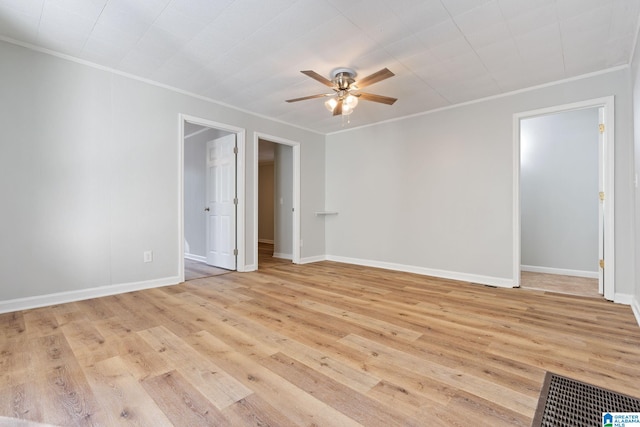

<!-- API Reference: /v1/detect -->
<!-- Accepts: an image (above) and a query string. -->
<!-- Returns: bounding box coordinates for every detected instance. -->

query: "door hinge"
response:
[233,197,238,205]
[599,259,604,269]
[599,191,605,201]
[233,146,238,154]
[599,123,605,133]
[233,248,238,256]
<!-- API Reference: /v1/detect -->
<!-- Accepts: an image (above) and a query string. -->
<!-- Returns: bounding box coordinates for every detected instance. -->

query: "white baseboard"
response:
[614,293,634,305]
[521,265,598,279]
[185,253,206,263]
[299,255,327,264]
[258,239,274,244]
[273,252,292,260]
[0,276,181,314]
[242,264,257,272]
[631,296,640,327]
[327,255,514,288]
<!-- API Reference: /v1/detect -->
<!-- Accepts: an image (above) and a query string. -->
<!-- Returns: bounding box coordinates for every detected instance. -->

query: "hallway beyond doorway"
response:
[520,271,600,298]
[258,242,291,269]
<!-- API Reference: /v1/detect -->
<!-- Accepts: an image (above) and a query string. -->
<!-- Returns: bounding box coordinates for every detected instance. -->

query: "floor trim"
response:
[185,253,207,263]
[0,276,180,314]
[521,265,598,279]
[627,296,640,326]
[326,255,514,288]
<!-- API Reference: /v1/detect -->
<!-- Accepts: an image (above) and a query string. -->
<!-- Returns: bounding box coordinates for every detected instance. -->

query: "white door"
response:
[597,107,605,294]
[206,134,237,270]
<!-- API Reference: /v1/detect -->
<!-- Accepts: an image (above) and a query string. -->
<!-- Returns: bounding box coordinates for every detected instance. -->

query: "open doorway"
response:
[178,115,246,282]
[513,97,614,299]
[255,133,300,270]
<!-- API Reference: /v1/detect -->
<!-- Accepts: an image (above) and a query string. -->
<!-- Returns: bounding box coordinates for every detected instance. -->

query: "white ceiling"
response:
[1,0,638,134]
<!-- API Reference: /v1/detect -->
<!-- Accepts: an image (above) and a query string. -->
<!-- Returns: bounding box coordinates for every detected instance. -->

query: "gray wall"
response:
[326,67,635,296]
[1,37,636,313]
[258,162,275,242]
[274,144,293,258]
[0,40,325,304]
[520,108,599,274]
[184,129,213,258]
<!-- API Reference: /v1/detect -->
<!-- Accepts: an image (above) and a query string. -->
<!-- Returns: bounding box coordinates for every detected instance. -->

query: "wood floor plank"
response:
[230,301,381,392]
[2,259,640,425]
[202,297,382,394]
[22,308,59,339]
[360,355,457,407]
[173,293,282,359]
[221,394,297,427]
[441,392,530,427]
[520,271,599,298]
[262,351,422,427]
[112,334,171,381]
[178,298,382,394]
[141,369,230,426]
[298,299,423,341]
[0,416,58,426]
[365,379,437,419]
[184,258,230,281]
[0,337,30,390]
[0,311,26,341]
[138,326,253,409]
[339,333,538,417]
[185,329,364,427]
[200,292,384,394]
[101,293,159,333]
[28,333,102,426]
[82,356,174,426]
[60,320,112,364]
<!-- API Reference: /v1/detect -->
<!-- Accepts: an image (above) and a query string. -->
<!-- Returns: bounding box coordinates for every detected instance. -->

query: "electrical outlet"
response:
[143,251,153,263]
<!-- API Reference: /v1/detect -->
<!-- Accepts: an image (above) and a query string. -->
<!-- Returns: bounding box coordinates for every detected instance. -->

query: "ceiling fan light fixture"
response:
[344,94,358,109]
[341,104,354,115]
[287,67,396,118]
[325,98,338,112]
[325,94,358,115]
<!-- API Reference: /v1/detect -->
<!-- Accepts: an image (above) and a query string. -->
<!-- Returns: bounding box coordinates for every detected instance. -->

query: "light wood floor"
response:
[258,242,291,270]
[520,271,601,298]
[1,262,639,426]
[184,243,288,281]
[184,258,230,281]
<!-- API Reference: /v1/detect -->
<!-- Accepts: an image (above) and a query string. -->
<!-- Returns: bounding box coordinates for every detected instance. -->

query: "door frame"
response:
[512,96,615,299]
[253,132,301,268]
[178,114,246,282]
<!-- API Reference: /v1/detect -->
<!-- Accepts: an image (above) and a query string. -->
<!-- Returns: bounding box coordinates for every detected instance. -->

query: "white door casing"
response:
[598,107,605,295]
[513,96,615,300]
[179,114,246,282]
[206,134,237,270]
[253,132,301,270]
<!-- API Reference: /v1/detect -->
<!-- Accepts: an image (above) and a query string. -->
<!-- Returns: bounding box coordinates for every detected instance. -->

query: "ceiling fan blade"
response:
[333,99,343,116]
[301,70,334,87]
[286,93,334,103]
[354,68,395,89]
[358,92,397,105]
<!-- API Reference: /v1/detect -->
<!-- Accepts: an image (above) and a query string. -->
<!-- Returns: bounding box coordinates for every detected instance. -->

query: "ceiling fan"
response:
[286,67,397,116]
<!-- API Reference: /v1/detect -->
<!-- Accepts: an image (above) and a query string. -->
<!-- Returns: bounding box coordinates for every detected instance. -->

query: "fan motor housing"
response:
[330,67,356,90]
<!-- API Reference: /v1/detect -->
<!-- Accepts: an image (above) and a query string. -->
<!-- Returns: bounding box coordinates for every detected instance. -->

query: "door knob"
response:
[204,207,210,211]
